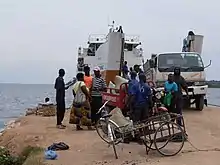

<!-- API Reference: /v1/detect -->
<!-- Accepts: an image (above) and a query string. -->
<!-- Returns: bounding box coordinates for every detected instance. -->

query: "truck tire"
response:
[195,95,204,111]
[183,98,191,109]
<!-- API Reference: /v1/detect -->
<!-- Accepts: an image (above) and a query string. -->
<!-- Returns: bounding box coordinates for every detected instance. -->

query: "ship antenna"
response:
[112,21,115,30]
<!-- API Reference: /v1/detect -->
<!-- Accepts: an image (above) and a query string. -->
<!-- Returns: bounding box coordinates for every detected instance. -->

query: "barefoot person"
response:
[69,73,92,130]
[54,69,68,129]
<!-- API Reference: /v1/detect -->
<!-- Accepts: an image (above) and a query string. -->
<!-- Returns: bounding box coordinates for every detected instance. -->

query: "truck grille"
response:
[186,82,195,86]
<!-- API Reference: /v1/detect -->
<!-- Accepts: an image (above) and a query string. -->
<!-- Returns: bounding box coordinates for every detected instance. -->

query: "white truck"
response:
[143,32,211,111]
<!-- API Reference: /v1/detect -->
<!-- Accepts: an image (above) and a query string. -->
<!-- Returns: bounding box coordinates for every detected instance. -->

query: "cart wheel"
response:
[96,119,122,145]
[153,121,185,156]
[141,121,167,151]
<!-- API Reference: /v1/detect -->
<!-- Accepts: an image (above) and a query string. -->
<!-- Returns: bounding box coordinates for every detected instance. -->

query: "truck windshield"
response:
[158,53,204,72]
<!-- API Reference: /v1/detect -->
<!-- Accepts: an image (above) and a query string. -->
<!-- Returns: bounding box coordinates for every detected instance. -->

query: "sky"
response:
[0,0,219,84]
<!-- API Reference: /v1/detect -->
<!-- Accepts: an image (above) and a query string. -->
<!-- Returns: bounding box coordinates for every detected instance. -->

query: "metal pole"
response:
[119,26,124,76]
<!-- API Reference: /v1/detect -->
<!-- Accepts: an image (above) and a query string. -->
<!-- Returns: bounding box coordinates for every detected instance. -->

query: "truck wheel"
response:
[183,98,191,109]
[195,95,204,111]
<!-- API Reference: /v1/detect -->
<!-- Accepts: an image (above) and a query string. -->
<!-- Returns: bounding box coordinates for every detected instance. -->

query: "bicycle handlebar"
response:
[96,100,109,114]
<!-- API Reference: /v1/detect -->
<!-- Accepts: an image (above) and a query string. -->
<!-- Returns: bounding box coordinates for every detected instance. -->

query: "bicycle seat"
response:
[102,114,112,118]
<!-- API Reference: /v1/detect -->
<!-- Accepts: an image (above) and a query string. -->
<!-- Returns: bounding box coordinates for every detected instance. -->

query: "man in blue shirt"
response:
[125,71,138,116]
[130,73,152,122]
[128,71,138,94]
[164,74,178,93]
[164,74,178,113]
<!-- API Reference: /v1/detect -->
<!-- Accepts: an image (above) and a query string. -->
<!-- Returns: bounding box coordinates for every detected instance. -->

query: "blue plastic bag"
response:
[44,150,58,160]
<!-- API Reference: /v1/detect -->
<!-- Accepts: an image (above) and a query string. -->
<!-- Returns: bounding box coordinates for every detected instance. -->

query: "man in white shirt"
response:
[44,97,53,105]
[39,97,53,106]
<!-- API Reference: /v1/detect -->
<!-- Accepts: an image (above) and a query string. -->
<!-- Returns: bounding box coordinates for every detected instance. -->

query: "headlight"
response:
[155,92,162,99]
[160,91,165,97]
[194,81,206,86]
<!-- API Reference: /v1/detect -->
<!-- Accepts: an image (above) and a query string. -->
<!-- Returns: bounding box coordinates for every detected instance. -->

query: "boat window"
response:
[124,43,133,51]
[87,44,95,56]
[87,43,103,56]
[77,58,84,71]
[96,43,102,50]
[158,53,204,72]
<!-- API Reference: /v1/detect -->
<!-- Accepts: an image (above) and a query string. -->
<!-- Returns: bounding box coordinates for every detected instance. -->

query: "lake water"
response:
[0,84,219,129]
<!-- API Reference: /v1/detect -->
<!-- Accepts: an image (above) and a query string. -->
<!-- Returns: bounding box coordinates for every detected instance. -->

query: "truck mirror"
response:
[154,57,157,68]
[204,60,212,69]
[149,60,154,68]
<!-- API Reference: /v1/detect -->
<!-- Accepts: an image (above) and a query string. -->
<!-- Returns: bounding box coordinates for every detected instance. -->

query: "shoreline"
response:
[0,104,70,137]
[0,107,220,164]
[0,118,22,136]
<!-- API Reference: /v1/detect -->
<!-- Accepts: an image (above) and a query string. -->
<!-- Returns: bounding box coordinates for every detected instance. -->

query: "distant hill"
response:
[206,80,220,88]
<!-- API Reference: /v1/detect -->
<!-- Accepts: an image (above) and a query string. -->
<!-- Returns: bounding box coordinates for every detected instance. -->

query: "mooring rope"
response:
[182,103,220,152]
[183,138,220,154]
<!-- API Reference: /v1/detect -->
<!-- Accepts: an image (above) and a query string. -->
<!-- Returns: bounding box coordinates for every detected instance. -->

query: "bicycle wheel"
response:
[96,119,122,145]
[153,121,185,156]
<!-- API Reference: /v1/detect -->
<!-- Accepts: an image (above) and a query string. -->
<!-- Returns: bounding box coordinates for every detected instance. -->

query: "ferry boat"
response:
[76,22,144,84]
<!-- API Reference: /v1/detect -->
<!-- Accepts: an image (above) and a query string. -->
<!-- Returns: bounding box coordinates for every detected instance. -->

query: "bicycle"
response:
[95,101,119,159]
[96,101,186,159]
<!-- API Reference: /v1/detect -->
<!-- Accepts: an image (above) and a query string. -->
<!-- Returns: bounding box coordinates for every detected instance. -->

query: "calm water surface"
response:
[0,84,219,128]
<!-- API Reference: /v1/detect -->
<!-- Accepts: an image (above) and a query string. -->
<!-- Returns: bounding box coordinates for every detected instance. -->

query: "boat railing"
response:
[125,35,140,43]
[88,34,107,43]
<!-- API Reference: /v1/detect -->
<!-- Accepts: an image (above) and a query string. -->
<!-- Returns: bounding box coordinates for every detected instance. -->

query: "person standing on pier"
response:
[125,71,138,116]
[84,66,93,89]
[90,66,107,124]
[173,67,188,126]
[70,72,92,130]
[164,74,178,112]
[133,64,141,81]
[130,73,152,122]
[54,69,68,129]
[122,61,129,79]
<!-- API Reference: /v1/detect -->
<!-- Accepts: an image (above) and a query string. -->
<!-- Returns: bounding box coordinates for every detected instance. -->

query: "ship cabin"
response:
[77,33,142,72]
[124,35,142,53]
